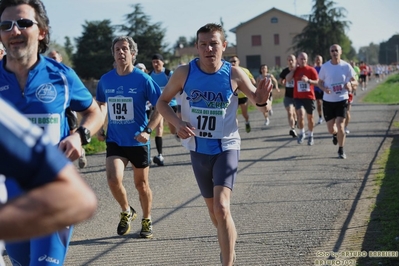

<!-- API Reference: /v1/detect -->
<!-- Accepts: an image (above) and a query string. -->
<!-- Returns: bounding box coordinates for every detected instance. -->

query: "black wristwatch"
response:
[143,127,152,134]
[76,126,91,145]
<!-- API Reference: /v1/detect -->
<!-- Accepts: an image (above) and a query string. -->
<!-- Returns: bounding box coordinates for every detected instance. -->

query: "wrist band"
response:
[256,102,267,107]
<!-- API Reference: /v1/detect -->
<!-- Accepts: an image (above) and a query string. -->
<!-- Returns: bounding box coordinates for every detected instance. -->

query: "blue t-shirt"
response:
[150,68,177,106]
[96,68,162,146]
[0,55,94,145]
[0,97,69,190]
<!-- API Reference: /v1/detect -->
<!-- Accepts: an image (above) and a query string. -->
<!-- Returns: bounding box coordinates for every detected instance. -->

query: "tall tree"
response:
[118,4,168,69]
[73,20,115,79]
[293,0,351,61]
[64,36,74,61]
[379,34,399,64]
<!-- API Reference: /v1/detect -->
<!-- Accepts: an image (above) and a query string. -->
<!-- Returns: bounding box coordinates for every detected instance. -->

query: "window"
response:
[252,35,261,46]
[274,34,279,45]
[275,56,281,68]
[271,17,278,23]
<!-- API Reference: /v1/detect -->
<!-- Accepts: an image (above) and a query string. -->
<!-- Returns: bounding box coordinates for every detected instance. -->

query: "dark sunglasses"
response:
[330,49,339,52]
[230,60,237,63]
[0,18,38,32]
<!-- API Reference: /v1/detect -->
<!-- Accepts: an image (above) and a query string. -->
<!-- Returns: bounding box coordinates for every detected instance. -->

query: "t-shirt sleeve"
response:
[66,68,94,111]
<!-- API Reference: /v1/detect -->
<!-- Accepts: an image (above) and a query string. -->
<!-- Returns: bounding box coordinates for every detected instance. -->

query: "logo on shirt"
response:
[0,85,9,91]
[116,86,124,94]
[36,83,57,103]
[128,88,137,93]
[187,89,229,109]
[105,89,115,94]
[38,254,60,264]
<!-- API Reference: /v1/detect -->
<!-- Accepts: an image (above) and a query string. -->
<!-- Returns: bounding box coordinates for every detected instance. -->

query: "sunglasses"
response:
[0,19,38,32]
[330,49,339,53]
[230,60,237,63]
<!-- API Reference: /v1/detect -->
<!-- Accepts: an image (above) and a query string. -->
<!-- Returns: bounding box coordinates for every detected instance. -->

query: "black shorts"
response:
[315,90,324,100]
[294,98,315,115]
[238,97,248,105]
[359,74,367,82]
[322,100,348,122]
[106,142,150,168]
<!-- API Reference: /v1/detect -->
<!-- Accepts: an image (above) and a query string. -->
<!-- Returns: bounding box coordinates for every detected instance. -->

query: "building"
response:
[230,7,308,74]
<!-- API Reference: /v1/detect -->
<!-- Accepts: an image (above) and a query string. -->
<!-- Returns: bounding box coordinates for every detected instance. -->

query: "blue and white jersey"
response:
[180,59,240,155]
[0,55,94,145]
[96,68,162,146]
[150,68,177,106]
[0,97,69,189]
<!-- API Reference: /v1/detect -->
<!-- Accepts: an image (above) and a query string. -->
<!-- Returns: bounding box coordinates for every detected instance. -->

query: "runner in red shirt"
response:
[286,52,319,145]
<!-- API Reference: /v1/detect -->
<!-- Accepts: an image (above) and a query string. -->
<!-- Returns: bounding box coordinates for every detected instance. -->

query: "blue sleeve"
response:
[0,99,69,189]
[66,68,94,111]
[146,78,162,107]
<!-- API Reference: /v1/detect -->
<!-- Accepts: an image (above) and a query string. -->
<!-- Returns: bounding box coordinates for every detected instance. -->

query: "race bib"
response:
[189,107,225,139]
[108,97,134,123]
[286,80,294,88]
[331,83,344,94]
[297,81,310,92]
[25,113,61,145]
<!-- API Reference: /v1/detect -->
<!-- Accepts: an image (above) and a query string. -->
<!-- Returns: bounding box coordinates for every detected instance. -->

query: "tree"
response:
[118,4,169,70]
[64,36,74,61]
[73,20,115,80]
[293,0,351,61]
[379,34,399,64]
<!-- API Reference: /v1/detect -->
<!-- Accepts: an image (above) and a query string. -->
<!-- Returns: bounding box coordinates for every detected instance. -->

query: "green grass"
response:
[357,75,399,265]
[362,74,399,104]
[84,136,106,155]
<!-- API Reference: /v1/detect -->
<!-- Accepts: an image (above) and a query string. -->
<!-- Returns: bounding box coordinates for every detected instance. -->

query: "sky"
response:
[42,0,398,52]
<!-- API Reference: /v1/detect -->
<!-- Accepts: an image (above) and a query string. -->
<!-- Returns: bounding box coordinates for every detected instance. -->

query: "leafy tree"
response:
[379,34,399,64]
[358,43,379,64]
[64,36,74,60]
[174,36,188,49]
[118,4,169,70]
[293,0,351,61]
[73,20,115,79]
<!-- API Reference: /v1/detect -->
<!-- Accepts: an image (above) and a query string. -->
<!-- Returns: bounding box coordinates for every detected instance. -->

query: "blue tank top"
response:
[180,59,240,155]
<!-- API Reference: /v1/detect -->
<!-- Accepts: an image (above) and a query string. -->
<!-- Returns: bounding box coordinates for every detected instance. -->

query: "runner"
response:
[317,44,357,159]
[314,55,324,124]
[156,23,272,265]
[279,54,298,138]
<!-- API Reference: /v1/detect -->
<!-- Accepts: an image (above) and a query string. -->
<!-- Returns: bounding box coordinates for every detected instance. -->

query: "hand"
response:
[301,75,309,83]
[255,77,273,103]
[58,133,83,161]
[135,132,150,143]
[176,121,196,139]
[323,87,332,94]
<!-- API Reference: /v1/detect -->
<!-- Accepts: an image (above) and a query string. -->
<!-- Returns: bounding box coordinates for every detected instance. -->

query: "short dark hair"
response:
[196,23,225,43]
[0,0,50,54]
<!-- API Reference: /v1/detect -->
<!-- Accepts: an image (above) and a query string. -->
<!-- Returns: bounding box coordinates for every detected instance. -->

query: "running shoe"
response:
[264,118,270,126]
[338,151,347,159]
[332,134,338,145]
[297,133,305,144]
[117,206,137,236]
[317,117,323,124]
[175,134,181,142]
[345,128,350,134]
[289,129,297,138]
[140,218,153,238]
[153,154,164,166]
[308,136,314,146]
[269,109,273,116]
[245,122,251,133]
[78,148,87,169]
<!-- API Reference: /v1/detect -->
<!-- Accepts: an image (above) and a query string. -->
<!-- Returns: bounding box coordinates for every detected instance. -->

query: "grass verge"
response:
[357,73,399,265]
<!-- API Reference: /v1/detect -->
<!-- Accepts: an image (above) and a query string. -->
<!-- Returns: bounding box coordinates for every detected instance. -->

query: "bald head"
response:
[47,50,63,63]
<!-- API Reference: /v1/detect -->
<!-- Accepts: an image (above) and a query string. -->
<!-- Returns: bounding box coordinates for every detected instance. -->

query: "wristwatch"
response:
[143,127,152,134]
[76,126,91,145]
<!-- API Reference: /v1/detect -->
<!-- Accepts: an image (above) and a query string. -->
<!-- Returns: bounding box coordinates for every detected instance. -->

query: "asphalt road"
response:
[3,77,398,266]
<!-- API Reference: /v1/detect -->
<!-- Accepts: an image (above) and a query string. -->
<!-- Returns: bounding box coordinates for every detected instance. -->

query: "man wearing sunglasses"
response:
[317,44,357,159]
[0,0,103,265]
